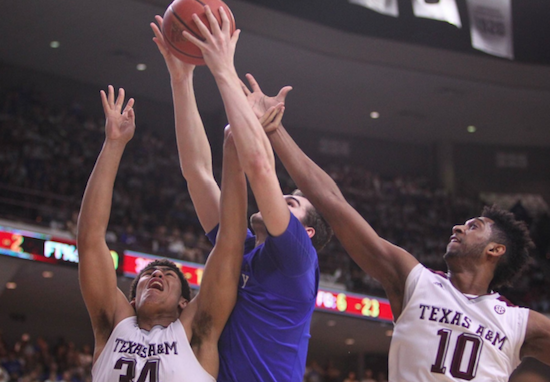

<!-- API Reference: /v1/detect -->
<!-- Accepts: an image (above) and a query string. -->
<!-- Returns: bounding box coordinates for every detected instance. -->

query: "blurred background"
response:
[1,0,549,381]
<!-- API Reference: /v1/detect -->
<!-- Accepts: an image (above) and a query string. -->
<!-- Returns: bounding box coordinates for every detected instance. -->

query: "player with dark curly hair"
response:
[240,73,550,381]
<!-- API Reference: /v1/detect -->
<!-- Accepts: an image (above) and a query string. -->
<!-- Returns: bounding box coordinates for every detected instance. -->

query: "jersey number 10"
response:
[431,329,483,380]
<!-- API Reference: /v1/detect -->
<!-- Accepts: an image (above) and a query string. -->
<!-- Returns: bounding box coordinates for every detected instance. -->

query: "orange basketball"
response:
[161,0,236,65]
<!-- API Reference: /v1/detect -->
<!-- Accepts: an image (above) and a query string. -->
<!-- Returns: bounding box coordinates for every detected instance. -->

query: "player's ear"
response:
[305,226,315,240]
[178,297,189,311]
[487,243,506,258]
[130,299,136,309]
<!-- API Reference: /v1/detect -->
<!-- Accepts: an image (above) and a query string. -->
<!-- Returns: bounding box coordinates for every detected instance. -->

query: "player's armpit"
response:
[521,309,550,365]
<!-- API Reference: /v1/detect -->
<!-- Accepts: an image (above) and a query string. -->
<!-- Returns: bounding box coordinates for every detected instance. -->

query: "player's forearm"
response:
[172,78,210,174]
[217,137,247,265]
[77,140,126,247]
[171,78,214,179]
[197,137,245,330]
[213,70,276,179]
[268,124,345,208]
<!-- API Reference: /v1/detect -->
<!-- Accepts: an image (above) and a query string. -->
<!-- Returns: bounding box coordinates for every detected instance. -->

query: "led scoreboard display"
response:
[122,250,204,288]
[315,289,393,322]
[0,226,79,265]
[123,250,393,322]
[0,226,393,322]
[0,226,119,269]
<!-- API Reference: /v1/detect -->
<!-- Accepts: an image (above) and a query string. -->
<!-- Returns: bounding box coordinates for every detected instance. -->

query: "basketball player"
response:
[238,75,550,380]
[150,8,332,381]
[77,85,248,381]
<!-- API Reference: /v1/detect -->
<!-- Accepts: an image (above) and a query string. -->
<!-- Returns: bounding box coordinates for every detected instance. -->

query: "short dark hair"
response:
[482,205,534,289]
[129,259,191,301]
[292,190,333,251]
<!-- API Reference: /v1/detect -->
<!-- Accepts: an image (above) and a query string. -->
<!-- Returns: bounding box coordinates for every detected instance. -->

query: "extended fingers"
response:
[277,86,293,101]
[150,20,163,41]
[123,98,135,114]
[154,15,164,29]
[100,90,109,112]
[204,6,222,35]
[107,85,115,107]
[115,88,125,111]
[219,7,230,34]
[259,103,282,125]
[272,105,285,125]
[191,12,212,42]
[245,74,262,93]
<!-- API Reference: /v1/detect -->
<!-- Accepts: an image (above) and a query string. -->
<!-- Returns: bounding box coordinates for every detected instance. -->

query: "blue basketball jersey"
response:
[207,213,319,382]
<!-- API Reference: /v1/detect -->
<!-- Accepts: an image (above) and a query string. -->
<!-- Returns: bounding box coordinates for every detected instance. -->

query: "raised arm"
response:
[183,6,290,237]
[242,76,418,319]
[187,130,247,377]
[77,86,136,359]
[151,16,220,233]
[521,309,550,366]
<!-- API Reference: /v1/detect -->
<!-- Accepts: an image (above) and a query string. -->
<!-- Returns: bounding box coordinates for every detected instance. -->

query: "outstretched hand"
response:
[100,86,135,143]
[241,73,292,120]
[182,5,240,75]
[150,15,195,82]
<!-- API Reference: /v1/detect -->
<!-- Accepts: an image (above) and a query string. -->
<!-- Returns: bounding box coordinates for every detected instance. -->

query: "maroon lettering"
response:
[165,342,178,355]
[492,332,507,350]
[419,304,430,319]
[475,325,485,336]
[429,307,441,321]
[450,312,462,326]
[439,308,452,324]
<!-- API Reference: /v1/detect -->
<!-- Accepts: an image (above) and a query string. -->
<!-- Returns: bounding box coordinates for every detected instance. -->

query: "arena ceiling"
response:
[1,0,550,148]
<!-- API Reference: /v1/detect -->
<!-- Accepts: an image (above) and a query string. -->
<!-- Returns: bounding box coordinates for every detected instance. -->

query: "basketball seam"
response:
[169,6,205,41]
[165,35,203,60]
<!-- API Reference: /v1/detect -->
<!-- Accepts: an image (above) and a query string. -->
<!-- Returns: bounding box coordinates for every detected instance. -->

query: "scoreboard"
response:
[0,226,393,323]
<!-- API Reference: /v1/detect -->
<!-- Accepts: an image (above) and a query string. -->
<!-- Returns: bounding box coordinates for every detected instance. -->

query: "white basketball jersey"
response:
[389,264,529,381]
[92,316,215,382]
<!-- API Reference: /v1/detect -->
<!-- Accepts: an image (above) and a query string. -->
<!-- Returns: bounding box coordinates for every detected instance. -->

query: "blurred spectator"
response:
[1,86,549,314]
[361,369,376,382]
[343,370,359,382]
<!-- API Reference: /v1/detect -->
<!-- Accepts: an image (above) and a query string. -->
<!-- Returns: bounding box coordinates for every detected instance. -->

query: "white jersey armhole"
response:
[396,263,425,324]
[512,307,530,364]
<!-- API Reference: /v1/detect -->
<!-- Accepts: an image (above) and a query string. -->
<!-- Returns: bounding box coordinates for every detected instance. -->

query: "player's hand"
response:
[241,73,292,120]
[100,86,135,144]
[259,103,285,134]
[151,15,195,82]
[183,6,240,76]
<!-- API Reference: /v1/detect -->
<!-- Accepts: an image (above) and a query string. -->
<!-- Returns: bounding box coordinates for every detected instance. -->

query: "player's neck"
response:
[251,222,268,248]
[448,269,492,296]
[136,309,179,331]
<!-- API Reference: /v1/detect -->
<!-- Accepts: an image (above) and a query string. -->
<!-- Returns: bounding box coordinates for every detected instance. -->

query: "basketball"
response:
[162,0,235,65]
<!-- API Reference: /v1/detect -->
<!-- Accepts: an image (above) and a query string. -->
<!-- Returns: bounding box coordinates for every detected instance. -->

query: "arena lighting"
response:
[370,111,380,119]
[136,63,147,71]
[50,41,60,48]
[344,338,355,345]
[467,125,477,133]
[6,282,17,290]
[42,271,54,278]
